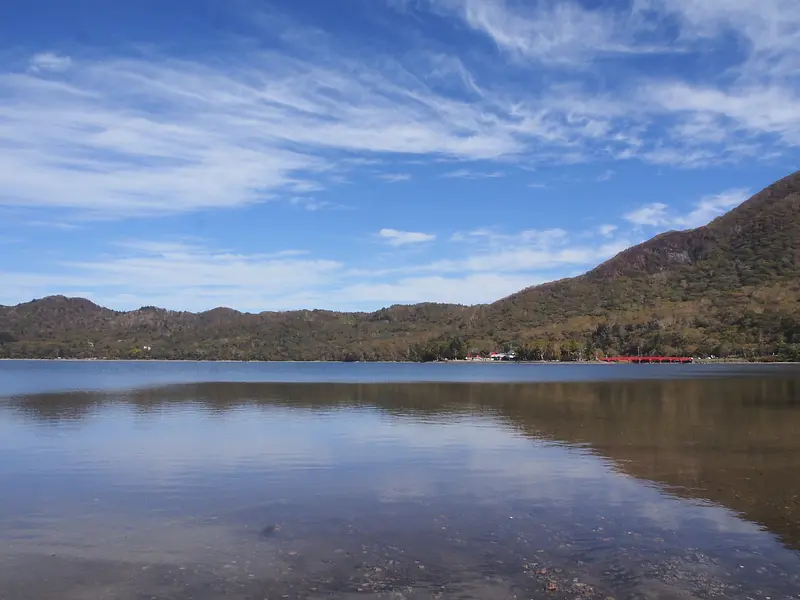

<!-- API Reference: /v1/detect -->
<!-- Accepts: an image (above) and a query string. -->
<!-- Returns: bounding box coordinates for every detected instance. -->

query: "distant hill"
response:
[1,171,798,361]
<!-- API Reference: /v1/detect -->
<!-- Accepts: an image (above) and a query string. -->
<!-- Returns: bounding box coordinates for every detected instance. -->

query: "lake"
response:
[1,361,800,599]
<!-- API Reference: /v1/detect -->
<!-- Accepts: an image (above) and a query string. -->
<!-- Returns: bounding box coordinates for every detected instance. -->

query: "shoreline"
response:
[1,358,797,365]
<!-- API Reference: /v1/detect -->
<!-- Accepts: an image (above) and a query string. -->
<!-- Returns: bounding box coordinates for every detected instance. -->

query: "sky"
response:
[0,0,798,313]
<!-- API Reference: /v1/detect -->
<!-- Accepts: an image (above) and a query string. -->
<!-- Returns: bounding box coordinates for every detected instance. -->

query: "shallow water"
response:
[1,362,799,599]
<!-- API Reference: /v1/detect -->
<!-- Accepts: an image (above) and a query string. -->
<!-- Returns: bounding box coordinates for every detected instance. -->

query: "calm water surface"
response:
[1,361,799,599]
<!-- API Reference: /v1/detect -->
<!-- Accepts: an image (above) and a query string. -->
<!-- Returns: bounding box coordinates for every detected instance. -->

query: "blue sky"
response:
[1,0,798,312]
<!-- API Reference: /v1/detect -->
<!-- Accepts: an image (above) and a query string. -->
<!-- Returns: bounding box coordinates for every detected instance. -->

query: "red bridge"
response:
[601,356,693,364]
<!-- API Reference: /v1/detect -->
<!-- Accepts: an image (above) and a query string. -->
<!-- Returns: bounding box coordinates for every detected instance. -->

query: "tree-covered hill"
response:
[1,171,798,361]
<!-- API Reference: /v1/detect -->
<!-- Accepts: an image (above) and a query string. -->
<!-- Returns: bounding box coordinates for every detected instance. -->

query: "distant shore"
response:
[1,358,796,365]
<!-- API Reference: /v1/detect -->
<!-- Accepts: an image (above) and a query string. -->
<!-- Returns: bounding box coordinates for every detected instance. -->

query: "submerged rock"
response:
[260,524,281,539]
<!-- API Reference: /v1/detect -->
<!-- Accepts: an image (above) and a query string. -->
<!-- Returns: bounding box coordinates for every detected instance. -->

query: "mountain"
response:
[1,171,798,361]
[482,169,800,357]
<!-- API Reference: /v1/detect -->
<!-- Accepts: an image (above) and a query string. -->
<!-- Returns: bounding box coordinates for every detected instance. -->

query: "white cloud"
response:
[289,181,327,194]
[378,228,436,246]
[441,241,630,274]
[442,169,505,179]
[421,52,484,97]
[344,227,631,303]
[378,173,412,183]
[289,197,341,211]
[598,224,618,237]
[28,53,72,73]
[24,220,81,230]
[451,227,568,247]
[472,243,628,272]
[673,189,750,228]
[624,188,749,229]
[624,202,670,227]
[432,227,630,275]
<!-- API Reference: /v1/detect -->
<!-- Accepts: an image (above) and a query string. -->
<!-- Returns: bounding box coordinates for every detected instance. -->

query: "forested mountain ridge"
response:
[1,171,798,361]
[481,170,800,357]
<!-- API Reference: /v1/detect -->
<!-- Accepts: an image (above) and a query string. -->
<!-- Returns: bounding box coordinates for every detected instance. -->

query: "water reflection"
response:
[2,378,800,599]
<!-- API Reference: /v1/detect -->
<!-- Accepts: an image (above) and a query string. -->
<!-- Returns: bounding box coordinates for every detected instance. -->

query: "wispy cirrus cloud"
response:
[451,227,568,247]
[442,169,505,179]
[6,44,647,219]
[404,0,800,164]
[420,0,677,64]
[643,0,800,75]
[0,49,529,219]
[3,0,796,222]
[378,173,413,183]
[27,52,73,73]
[598,224,618,238]
[289,197,345,212]
[424,0,800,76]
[636,0,800,151]
[24,220,82,230]
[646,82,800,146]
[1,0,796,226]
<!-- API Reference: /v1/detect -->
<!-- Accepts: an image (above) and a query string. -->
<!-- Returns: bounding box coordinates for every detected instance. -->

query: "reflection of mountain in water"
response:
[8,378,800,550]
